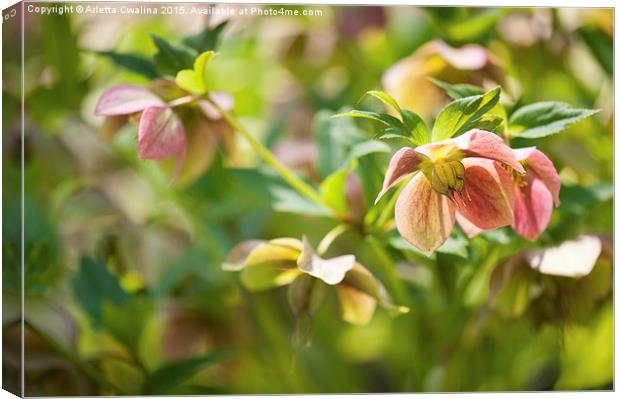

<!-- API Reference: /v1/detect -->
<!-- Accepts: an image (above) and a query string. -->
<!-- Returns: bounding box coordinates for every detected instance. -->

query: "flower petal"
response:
[435,41,489,70]
[454,158,514,230]
[455,212,484,238]
[222,240,265,271]
[512,174,554,241]
[375,147,426,203]
[138,106,186,160]
[526,235,602,278]
[297,236,355,285]
[395,172,456,256]
[336,285,377,326]
[95,85,164,116]
[455,129,525,174]
[525,149,561,206]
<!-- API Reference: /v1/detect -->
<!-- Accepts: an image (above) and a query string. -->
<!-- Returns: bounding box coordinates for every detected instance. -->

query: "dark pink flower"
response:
[377,129,524,255]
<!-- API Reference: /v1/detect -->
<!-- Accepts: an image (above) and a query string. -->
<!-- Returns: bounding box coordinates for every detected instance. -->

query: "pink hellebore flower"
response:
[376,129,525,255]
[458,147,561,241]
[95,84,186,176]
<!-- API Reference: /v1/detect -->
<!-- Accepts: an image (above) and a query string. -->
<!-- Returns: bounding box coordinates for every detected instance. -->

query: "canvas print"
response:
[2,1,614,396]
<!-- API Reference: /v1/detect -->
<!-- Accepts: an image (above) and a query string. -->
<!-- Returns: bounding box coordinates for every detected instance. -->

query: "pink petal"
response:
[525,149,561,206]
[456,212,483,238]
[453,158,514,230]
[435,41,489,70]
[455,130,525,174]
[376,147,427,203]
[512,174,553,241]
[138,106,186,160]
[512,147,536,161]
[95,85,164,116]
[395,172,456,256]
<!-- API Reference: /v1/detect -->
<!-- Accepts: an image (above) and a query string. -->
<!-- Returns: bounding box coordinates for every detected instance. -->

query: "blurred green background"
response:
[2,3,613,395]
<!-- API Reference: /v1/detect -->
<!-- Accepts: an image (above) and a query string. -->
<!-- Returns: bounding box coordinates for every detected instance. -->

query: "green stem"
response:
[317,224,350,256]
[25,322,122,394]
[366,236,409,305]
[208,99,328,210]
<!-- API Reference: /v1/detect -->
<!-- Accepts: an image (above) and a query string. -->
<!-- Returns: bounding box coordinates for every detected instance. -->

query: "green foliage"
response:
[430,79,484,99]
[508,102,599,139]
[576,26,613,76]
[183,21,229,53]
[72,257,129,327]
[150,34,197,76]
[143,352,232,394]
[334,90,429,145]
[431,87,501,141]
[97,51,161,80]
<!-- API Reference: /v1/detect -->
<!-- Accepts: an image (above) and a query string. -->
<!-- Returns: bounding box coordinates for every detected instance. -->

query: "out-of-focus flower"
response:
[459,147,561,241]
[222,236,407,325]
[95,82,235,185]
[382,40,505,119]
[95,84,186,176]
[377,129,524,255]
[526,235,601,278]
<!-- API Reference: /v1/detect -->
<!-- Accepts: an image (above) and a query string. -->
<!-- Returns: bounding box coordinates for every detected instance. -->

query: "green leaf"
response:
[97,51,160,80]
[150,34,197,76]
[72,257,128,327]
[445,9,506,42]
[175,51,216,94]
[430,78,484,99]
[373,128,414,143]
[509,102,599,139]
[576,26,612,76]
[183,21,229,53]
[345,140,391,164]
[314,109,367,179]
[319,166,352,216]
[401,109,430,145]
[102,296,152,349]
[362,90,401,114]
[332,110,404,130]
[143,352,232,394]
[431,87,501,141]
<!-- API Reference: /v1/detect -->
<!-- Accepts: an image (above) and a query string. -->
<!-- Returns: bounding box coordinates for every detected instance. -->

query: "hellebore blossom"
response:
[95,84,186,176]
[458,147,561,241]
[95,83,234,184]
[376,129,525,255]
[223,236,407,325]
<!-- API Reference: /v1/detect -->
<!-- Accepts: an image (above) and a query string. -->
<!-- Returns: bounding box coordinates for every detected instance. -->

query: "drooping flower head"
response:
[377,129,525,255]
[223,236,408,326]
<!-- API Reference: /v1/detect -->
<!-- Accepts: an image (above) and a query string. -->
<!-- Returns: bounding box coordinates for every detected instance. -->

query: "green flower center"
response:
[423,159,465,197]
